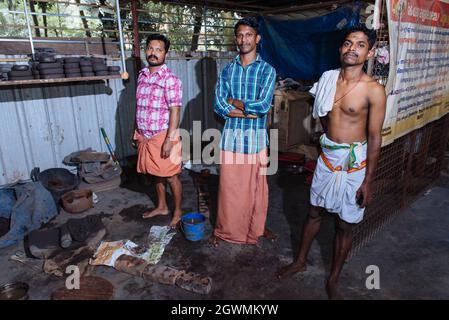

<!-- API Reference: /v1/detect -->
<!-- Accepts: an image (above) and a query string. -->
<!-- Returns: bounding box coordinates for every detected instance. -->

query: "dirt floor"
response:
[1,164,449,300]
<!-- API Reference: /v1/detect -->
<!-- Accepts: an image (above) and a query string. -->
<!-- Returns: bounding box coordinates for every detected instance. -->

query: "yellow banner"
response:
[383,0,449,145]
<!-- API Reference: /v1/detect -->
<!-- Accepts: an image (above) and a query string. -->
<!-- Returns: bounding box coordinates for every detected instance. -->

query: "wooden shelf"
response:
[0,74,122,87]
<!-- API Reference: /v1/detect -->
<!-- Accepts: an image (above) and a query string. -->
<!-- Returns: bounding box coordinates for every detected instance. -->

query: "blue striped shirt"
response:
[214,54,276,154]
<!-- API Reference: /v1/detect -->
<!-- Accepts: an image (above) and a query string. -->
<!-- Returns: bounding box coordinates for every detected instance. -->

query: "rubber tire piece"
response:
[37,62,63,70]
[8,70,33,77]
[64,57,81,63]
[39,68,65,75]
[9,76,35,80]
[64,68,81,74]
[79,60,92,67]
[80,66,94,72]
[91,58,105,64]
[64,63,80,69]
[107,66,120,72]
[93,64,108,72]
[95,71,109,76]
[40,74,65,79]
[12,65,30,71]
[35,47,55,54]
[39,55,56,63]
[65,73,82,78]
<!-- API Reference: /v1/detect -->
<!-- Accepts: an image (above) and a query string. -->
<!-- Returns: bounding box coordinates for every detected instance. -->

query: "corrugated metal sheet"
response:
[0,52,234,185]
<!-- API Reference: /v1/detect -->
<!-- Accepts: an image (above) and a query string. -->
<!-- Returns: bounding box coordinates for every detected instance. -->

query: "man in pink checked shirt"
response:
[132,34,183,228]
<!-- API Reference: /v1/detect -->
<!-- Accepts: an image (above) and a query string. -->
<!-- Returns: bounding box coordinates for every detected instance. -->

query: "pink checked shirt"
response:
[135,64,182,138]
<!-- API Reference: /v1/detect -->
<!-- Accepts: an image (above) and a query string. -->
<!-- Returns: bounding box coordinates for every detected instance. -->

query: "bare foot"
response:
[326,280,343,300]
[262,228,277,242]
[169,210,182,229]
[142,207,169,219]
[208,235,220,247]
[276,261,307,279]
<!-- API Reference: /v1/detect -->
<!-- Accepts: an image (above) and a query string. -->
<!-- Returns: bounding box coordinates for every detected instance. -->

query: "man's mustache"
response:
[344,52,358,57]
[147,55,158,60]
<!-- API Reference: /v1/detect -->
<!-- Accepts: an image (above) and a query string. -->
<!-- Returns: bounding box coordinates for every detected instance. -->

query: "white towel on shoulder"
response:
[309,68,340,119]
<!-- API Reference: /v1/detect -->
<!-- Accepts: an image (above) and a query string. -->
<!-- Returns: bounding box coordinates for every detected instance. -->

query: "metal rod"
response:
[373,0,382,30]
[0,74,122,87]
[0,37,236,48]
[203,6,207,52]
[4,10,236,28]
[57,0,63,37]
[2,23,118,34]
[0,38,124,44]
[0,37,225,46]
[100,127,119,164]
[114,0,128,79]
[22,0,35,59]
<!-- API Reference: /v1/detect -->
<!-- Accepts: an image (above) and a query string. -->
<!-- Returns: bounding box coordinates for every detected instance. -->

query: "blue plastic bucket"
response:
[181,212,206,241]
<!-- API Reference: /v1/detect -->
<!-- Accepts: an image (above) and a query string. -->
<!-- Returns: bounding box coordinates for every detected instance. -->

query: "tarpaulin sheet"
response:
[258,4,361,80]
[0,182,57,248]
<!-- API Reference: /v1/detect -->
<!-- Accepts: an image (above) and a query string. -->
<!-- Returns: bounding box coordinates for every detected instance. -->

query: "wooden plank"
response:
[0,37,120,56]
[0,75,122,87]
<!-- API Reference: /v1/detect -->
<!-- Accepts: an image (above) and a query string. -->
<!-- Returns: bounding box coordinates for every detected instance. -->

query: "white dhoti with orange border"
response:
[310,134,367,224]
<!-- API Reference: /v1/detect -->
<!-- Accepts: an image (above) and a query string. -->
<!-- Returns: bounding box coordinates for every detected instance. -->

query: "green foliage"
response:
[0,0,239,51]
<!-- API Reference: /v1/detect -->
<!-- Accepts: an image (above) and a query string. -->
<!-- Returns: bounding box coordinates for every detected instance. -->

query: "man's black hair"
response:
[146,34,170,52]
[234,17,259,36]
[343,24,377,50]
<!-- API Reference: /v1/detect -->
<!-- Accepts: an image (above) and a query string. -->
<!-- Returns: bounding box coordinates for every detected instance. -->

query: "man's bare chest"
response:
[333,85,369,116]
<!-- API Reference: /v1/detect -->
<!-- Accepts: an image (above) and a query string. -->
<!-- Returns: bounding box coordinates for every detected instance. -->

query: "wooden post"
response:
[131,0,141,74]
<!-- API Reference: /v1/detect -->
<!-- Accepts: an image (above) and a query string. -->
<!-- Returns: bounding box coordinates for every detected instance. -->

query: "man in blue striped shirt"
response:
[210,18,276,246]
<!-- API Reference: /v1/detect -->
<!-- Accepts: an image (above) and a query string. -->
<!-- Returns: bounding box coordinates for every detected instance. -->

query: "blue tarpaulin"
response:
[258,4,361,80]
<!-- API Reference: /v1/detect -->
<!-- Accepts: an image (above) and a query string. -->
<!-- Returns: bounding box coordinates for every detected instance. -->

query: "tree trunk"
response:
[29,1,41,37]
[41,3,48,37]
[75,0,91,37]
[190,7,203,52]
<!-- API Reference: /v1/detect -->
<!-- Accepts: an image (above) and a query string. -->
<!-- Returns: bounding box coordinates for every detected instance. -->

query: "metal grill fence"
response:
[350,114,449,257]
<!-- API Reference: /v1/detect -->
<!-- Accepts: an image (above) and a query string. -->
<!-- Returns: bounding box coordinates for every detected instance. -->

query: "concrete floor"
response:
[0,165,448,300]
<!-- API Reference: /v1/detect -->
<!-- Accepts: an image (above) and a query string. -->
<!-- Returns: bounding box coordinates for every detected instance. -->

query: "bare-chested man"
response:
[276,25,386,299]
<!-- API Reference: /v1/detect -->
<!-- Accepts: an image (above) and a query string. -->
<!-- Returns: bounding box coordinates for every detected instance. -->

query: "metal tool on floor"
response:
[100,127,118,164]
